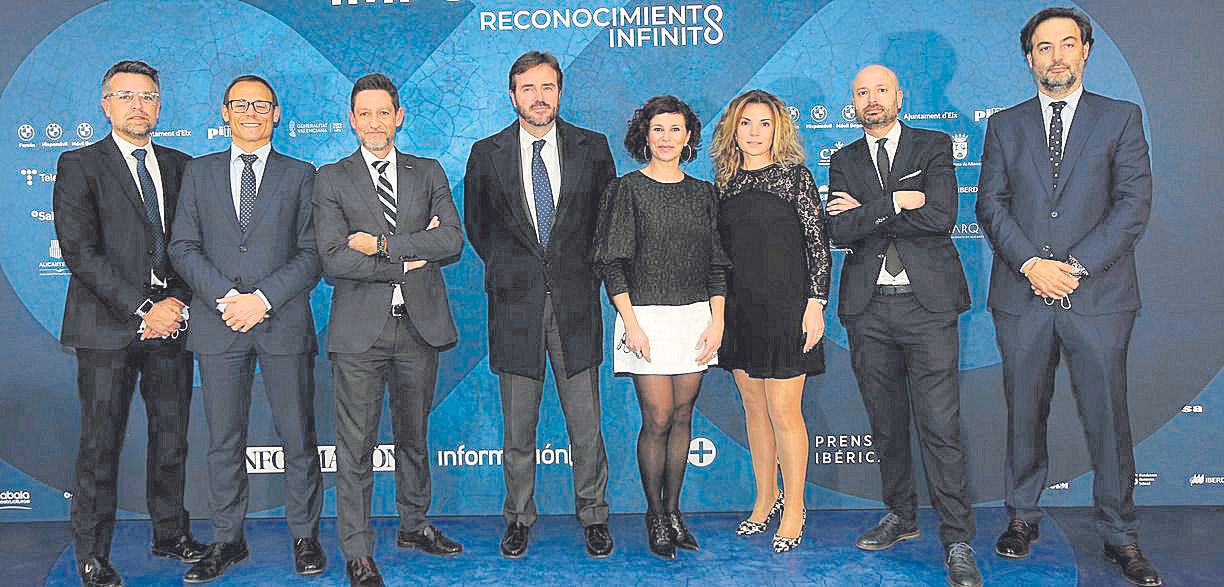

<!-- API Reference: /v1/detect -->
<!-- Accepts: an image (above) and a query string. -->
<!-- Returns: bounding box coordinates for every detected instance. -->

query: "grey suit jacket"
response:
[169,148,321,355]
[313,148,463,353]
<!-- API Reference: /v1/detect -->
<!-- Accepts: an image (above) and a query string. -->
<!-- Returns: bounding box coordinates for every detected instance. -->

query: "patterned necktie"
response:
[1049,101,1067,191]
[876,138,903,277]
[237,154,258,231]
[372,160,396,234]
[131,148,167,280]
[531,139,555,247]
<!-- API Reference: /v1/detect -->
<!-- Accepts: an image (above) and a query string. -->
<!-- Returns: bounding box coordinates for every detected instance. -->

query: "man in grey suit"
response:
[463,51,616,559]
[313,73,464,587]
[977,7,1159,586]
[168,75,325,583]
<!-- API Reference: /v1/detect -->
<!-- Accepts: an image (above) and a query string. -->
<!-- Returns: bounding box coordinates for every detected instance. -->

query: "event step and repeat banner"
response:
[1,0,1220,521]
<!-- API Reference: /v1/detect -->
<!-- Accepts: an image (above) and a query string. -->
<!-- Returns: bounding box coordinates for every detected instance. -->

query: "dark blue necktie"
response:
[131,148,167,280]
[1049,101,1067,191]
[531,139,554,247]
[238,153,258,231]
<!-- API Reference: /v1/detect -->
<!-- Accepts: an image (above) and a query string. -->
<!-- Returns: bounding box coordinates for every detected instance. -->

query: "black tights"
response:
[634,372,703,514]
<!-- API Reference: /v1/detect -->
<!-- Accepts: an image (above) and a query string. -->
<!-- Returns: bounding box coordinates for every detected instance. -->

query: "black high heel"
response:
[666,511,699,551]
[646,512,676,559]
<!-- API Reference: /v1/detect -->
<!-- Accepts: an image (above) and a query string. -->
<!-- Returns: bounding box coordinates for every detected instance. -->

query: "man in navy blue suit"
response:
[169,75,325,583]
[977,7,1159,586]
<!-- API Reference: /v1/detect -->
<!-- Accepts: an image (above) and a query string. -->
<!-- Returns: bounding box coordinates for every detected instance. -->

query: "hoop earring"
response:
[642,144,651,161]
[682,144,694,162]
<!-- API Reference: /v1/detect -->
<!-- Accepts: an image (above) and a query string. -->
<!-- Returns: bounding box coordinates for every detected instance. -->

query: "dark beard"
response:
[517,104,557,128]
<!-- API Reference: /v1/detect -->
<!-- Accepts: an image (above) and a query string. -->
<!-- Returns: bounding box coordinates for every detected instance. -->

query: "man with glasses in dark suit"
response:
[170,74,325,583]
[53,59,205,587]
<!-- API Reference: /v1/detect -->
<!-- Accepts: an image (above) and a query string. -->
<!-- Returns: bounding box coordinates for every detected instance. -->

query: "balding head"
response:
[851,64,903,136]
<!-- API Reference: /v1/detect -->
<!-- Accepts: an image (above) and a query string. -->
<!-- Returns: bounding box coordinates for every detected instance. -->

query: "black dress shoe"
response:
[78,556,123,587]
[945,542,984,587]
[665,511,699,551]
[183,541,249,584]
[151,533,208,563]
[995,518,1039,559]
[856,512,920,551]
[500,522,530,558]
[645,512,676,559]
[345,556,385,587]
[584,523,614,558]
[1104,543,1162,586]
[397,524,463,556]
[293,537,327,575]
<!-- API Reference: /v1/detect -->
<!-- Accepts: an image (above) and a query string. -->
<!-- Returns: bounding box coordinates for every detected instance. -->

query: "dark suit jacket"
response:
[977,92,1152,316]
[828,124,970,317]
[168,148,321,355]
[53,136,192,350]
[463,120,616,379]
[313,148,463,354]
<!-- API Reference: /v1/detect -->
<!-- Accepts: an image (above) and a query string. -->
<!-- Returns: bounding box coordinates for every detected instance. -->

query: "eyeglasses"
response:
[104,90,160,105]
[225,99,275,114]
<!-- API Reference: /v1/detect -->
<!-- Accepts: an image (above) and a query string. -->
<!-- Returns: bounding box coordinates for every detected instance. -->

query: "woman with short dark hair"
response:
[593,95,729,559]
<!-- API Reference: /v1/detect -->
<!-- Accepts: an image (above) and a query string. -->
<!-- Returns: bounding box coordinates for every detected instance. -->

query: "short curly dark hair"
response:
[623,95,701,164]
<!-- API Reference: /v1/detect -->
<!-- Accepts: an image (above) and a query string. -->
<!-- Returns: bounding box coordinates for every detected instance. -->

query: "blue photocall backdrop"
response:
[0,0,1220,522]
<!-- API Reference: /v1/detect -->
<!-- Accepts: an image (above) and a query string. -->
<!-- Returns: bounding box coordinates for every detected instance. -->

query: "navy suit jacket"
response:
[168,148,321,355]
[53,137,192,350]
[828,124,970,317]
[313,149,463,354]
[977,91,1152,316]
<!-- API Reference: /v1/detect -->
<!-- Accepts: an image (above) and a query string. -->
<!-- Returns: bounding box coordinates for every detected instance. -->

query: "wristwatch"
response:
[135,298,155,317]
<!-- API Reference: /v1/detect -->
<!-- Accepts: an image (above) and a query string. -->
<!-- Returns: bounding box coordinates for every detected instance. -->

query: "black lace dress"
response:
[717,163,831,378]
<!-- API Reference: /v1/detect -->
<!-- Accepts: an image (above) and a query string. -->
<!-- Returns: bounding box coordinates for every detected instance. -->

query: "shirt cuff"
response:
[891,195,902,215]
[1020,256,1041,276]
[253,289,272,311]
[216,288,241,313]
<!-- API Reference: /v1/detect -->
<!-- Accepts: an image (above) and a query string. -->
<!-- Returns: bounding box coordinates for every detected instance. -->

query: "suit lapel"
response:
[1051,92,1101,202]
[1018,98,1054,201]
[342,150,389,231]
[852,140,885,199]
[99,139,150,222]
[153,144,179,226]
[243,149,285,237]
[208,152,242,234]
[394,150,418,231]
[490,124,542,252]
[551,121,584,241]
[887,123,916,188]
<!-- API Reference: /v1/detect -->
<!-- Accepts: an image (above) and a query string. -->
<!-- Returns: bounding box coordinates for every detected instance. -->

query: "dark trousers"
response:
[71,339,193,560]
[994,306,1139,546]
[198,339,322,545]
[499,295,609,528]
[331,316,437,560]
[844,291,974,546]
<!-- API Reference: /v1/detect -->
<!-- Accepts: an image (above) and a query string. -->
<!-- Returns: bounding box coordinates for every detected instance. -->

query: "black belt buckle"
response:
[390,304,407,317]
[874,284,914,296]
[145,284,168,301]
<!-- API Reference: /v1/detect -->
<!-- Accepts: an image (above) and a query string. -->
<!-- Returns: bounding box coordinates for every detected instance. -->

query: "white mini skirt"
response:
[613,301,717,375]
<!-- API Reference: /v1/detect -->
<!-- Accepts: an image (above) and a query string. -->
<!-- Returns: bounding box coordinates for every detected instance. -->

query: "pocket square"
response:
[896,169,922,181]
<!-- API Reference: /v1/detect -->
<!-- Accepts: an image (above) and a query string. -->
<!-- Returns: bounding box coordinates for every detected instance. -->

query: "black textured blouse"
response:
[719,163,831,300]
[592,170,730,306]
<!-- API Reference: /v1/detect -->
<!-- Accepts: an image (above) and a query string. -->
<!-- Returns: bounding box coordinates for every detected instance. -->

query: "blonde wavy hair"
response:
[710,89,806,190]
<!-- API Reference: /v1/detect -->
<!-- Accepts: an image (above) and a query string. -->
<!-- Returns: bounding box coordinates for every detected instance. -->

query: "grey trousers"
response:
[332,316,438,560]
[499,295,609,528]
[198,341,322,544]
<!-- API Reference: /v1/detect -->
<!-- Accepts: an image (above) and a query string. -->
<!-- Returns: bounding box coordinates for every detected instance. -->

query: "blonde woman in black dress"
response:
[593,95,729,559]
[711,89,831,553]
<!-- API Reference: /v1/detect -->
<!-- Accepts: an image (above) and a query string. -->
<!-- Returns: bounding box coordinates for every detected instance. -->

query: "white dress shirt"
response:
[112,132,167,287]
[1021,85,1085,275]
[218,143,275,313]
[863,121,910,286]
[359,147,407,307]
[518,124,561,242]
